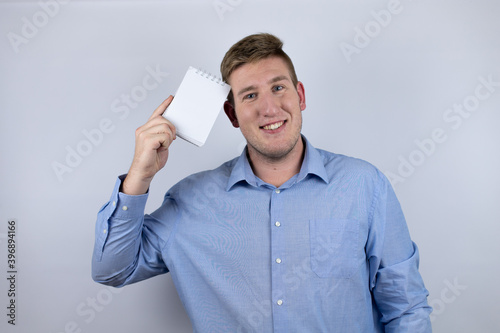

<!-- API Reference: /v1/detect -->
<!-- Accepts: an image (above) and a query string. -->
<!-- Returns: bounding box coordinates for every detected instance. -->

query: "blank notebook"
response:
[163,66,231,147]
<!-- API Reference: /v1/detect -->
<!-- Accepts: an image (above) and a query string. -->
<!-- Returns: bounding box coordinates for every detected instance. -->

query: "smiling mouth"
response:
[261,121,285,130]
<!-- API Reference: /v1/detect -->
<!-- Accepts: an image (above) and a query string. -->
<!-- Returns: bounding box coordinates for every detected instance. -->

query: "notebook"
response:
[163,66,231,147]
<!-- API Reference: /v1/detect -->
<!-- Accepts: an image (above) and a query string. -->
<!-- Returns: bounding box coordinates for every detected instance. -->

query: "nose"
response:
[258,92,280,116]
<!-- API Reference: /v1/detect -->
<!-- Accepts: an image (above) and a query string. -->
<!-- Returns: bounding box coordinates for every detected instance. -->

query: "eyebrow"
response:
[236,75,291,98]
[269,75,289,84]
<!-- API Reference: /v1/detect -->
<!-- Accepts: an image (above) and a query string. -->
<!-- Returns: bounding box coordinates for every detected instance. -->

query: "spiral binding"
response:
[194,67,227,86]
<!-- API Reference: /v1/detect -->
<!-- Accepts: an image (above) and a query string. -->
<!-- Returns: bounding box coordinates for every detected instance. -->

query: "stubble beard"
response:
[246,119,303,163]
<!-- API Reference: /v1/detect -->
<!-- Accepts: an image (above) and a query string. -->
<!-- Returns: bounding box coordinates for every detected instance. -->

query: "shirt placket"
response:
[270,187,289,332]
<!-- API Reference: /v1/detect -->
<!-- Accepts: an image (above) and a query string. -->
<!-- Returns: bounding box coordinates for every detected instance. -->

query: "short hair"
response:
[220,33,298,105]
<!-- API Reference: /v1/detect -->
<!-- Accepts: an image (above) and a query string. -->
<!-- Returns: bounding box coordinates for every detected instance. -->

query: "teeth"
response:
[263,121,284,130]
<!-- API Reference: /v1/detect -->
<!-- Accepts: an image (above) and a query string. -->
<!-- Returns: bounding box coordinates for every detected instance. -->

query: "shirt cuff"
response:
[104,174,149,219]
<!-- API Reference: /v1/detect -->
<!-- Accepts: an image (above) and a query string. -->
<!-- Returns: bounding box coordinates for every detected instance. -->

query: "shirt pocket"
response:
[309,218,359,279]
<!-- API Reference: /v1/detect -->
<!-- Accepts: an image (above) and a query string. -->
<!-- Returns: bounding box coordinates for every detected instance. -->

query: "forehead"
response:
[229,56,291,87]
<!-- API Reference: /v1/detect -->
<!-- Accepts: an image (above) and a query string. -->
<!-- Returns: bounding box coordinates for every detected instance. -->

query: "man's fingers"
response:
[140,112,177,139]
[148,95,174,121]
[136,121,176,150]
[153,132,175,148]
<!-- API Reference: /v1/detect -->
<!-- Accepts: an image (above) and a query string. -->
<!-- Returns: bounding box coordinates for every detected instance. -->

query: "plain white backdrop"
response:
[1,0,499,332]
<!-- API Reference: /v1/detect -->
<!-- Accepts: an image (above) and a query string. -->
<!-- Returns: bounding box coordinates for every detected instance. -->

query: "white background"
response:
[1,0,499,332]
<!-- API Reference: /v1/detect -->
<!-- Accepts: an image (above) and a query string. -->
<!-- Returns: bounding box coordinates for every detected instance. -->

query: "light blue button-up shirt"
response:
[92,136,432,332]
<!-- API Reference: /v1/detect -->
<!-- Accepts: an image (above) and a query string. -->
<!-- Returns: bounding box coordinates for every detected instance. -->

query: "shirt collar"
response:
[226,135,329,191]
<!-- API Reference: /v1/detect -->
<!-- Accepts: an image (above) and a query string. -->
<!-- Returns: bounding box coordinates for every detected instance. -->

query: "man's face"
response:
[225,56,306,162]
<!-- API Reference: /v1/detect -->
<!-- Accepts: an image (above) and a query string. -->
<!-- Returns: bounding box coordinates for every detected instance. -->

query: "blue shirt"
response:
[92,137,432,332]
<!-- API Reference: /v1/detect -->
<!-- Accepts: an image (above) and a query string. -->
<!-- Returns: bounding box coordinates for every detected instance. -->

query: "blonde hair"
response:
[220,33,298,105]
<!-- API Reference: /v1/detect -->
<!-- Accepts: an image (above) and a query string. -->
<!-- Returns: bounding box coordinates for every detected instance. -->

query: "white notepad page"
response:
[163,66,231,147]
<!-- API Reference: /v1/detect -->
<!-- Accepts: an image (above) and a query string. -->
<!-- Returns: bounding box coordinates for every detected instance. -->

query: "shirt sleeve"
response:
[366,171,433,332]
[91,175,170,287]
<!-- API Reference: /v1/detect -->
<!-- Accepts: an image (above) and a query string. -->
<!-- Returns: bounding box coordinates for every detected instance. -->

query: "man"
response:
[92,33,432,332]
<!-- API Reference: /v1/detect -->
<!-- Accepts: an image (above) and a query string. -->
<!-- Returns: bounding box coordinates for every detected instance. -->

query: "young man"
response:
[92,33,432,332]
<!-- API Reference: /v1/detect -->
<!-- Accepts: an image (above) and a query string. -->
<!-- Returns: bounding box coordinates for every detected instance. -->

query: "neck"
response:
[247,138,305,188]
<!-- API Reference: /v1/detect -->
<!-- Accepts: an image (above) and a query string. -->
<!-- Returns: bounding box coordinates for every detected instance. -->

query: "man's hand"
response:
[122,96,176,195]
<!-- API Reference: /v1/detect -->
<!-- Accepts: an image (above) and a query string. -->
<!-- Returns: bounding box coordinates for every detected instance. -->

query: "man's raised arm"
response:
[91,96,177,286]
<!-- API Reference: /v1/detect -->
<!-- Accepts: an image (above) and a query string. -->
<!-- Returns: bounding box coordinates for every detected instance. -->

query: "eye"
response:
[244,93,256,100]
[273,85,284,92]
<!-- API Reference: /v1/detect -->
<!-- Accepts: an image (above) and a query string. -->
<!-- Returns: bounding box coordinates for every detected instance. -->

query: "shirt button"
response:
[275,258,282,264]
[112,201,116,206]
[103,229,107,234]
[275,189,280,194]
[277,300,283,306]
[275,221,281,227]
[122,206,128,211]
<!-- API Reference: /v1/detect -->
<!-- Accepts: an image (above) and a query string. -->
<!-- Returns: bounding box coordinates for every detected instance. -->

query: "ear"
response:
[296,81,306,111]
[224,100,240,128]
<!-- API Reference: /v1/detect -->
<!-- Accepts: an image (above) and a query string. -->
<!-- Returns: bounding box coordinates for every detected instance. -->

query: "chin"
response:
[259,142,298,160]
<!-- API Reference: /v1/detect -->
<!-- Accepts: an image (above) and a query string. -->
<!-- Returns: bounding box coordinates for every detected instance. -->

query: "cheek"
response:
[283,99,301,115]
[282,92,299,106]
[236,107,257,123]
